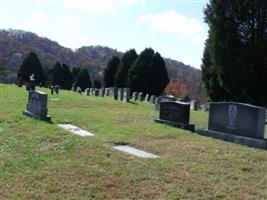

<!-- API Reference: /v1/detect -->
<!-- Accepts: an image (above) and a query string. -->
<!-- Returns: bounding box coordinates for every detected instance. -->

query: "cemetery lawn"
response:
[0,84,267,200]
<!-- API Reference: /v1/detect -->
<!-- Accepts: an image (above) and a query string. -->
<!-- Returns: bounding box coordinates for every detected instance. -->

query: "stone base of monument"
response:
[23,110,51,121]
[196,129,267,150]
[154,119,195,132]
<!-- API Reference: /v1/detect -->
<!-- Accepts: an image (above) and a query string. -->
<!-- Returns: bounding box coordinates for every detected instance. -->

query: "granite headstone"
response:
[109,87,118,100]
[145,94,150,101]
[208,102,266,139]
[118,88,124,101]
[138,92,144,101]
[23,90,51,121]
[105,88,109,96]
[84,88,90,96]
[132,92,138,101]
[149,95,156,104]
[155,95,177,111]
[155,101,194,131]
[123,88,131,102]
[190,100,198,111]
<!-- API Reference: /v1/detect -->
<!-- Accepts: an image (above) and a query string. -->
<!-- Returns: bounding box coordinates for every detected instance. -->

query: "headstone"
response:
[138,92,144,101]
[27,74,36,91]
[118,88,124,101]
[50,86,54,95]
[190,100,198,111]
[89,88,93,95]
[155,95,176,111]
[99,88,105,97]
[149,95,156,104]
[84,88,90,96]
[200,103,210,112]
[105,88,109,96]
[23,90,51,121]
[94,89,99,96]
[155,101,194,132]
[71,83,76,91]
[208,102,266,139]
[145,94,150,101]
[109,87,118,100]
[155,97,158,105]
[123,88,131,102]
[132,92,138,101]
[76,87,82,95]
[54,85,59,95]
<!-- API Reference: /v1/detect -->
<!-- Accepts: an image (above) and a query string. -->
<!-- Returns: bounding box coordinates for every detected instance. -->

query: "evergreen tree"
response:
[93,80,102,88]
[127,48,169,96]
[114,49,138,87]
[75,68,92,91]
[103,56,120,87]
[0,66,7,80]
[43,65,50,87]
[201,41,227,101]
[17,51,45,85]
[72,67,81,83]
[203,0,267,106]
[61,64,73,89]
[48,61,62,86]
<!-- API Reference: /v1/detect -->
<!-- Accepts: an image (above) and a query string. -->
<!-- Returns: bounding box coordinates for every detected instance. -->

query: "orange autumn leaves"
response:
[164,80,189,99]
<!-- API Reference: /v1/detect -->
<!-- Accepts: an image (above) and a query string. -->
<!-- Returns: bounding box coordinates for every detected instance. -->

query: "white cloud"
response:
[56,15,79,24]
[138,10,205,42]
[31,11,47,22]
[64,0,146,14]
[121,0,146,5]
[64,0,116,14]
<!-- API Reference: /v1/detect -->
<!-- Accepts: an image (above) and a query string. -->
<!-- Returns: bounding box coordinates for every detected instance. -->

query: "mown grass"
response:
[0,84,266,200]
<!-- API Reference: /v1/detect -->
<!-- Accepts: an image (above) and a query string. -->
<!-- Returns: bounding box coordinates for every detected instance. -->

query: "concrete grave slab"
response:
[113,145,159,158]
[58,124,94,137]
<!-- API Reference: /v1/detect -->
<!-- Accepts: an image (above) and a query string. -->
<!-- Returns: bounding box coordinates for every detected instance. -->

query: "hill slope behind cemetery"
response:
[0,29,206,100]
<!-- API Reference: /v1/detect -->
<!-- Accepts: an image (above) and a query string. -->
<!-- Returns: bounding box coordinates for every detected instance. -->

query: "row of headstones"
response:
[22,90,267,149]
[81,87,160,105]
[82,87,199,111]
[156,99,267,143]
[83,87,131,102]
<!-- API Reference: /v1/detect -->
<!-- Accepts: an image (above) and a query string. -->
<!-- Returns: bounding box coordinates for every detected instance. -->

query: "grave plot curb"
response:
[196,128,267,150]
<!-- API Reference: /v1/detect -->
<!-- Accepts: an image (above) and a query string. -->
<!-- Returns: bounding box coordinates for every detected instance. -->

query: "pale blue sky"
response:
[0,0,209,69]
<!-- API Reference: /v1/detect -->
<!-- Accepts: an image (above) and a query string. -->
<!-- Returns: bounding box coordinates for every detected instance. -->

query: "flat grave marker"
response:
[113,145,159,158]
[58,124,94,137]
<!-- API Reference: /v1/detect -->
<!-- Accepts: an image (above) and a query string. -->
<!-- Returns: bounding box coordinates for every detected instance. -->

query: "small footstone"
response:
[113,145,159,158]
[51,98,60,101]
[58,124,94,136]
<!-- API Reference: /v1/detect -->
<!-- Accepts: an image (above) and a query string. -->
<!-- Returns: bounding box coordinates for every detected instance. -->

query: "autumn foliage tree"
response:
[164,80,189,99]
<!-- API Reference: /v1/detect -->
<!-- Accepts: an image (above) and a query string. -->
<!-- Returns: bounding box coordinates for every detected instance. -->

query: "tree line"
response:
[16,48,170,96]
[103,48,169,96]
[16,51,100,90]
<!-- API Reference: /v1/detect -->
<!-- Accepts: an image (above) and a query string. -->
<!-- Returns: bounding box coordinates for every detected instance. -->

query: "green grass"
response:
[0,84,266,200]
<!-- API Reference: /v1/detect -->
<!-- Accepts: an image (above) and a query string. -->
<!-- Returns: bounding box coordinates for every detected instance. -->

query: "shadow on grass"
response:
[128,101,138,105]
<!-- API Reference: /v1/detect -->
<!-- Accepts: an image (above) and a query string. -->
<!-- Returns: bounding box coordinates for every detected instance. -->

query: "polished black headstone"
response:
[155,95,176,111]
[155,101,194,131]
